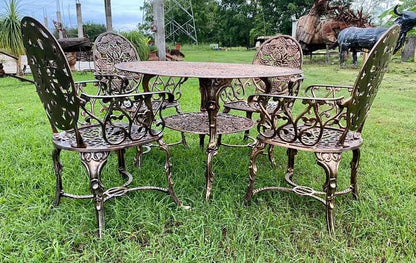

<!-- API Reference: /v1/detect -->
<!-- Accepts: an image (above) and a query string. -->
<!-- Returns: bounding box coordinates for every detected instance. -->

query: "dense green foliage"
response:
[140,0,317,46]
[120,30,150,61]
[66,22,107,41]
[0,46,415,261]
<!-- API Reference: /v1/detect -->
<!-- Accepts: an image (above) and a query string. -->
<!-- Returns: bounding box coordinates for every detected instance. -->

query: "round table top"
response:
[115,61,302,79]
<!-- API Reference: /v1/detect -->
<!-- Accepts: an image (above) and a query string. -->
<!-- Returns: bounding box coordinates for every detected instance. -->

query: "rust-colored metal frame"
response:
[22,17,189,238]
[244,25,400,234]
[219,35,304,149]
[93,32,188,151]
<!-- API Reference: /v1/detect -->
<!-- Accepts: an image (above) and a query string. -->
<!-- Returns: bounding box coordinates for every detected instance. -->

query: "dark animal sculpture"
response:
[338,5,416,65]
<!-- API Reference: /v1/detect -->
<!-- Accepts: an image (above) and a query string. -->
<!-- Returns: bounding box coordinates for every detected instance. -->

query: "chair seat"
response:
[262,126,363,153]
[53,124,161,152]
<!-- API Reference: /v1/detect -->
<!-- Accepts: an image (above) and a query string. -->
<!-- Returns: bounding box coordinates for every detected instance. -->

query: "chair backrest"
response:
[93,32,139,75]
[347,25,400,132]
[253,35,303,94]
[253,34,303,68]
[21,16,79,132]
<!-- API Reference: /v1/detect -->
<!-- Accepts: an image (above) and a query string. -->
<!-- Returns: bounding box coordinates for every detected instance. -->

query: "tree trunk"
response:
[16,56,22,76]
[401,37,416,62]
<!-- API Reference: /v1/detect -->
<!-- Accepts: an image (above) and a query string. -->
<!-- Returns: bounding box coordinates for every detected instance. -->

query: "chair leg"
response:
[199,134,205,150]
[117,149,127,177]
[267,144,276,168]
[174,104,189,148]
[80,152,109,238]
[157,138,190,209]
[350,149,360,200]
[243,111,253,141]
[286,148,298,177]
[217,107,231,147]
[315,152,341,235]
[52,148,63,207]
[134,146,143,167]
[244,141,267,204]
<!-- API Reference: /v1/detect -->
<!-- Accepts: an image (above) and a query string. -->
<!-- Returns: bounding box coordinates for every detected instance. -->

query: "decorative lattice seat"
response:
[264,126,363,152]
[53,124,162,151]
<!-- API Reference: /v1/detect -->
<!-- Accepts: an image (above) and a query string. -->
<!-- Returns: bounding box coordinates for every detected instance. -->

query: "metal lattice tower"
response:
[165,0,198,44]
[144,0,198,44]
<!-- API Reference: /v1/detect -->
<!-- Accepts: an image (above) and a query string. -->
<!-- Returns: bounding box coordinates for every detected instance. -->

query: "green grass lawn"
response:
[0,46,415,261]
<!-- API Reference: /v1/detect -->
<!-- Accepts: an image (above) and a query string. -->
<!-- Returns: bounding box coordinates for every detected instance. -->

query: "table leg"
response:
[199,78,232,200]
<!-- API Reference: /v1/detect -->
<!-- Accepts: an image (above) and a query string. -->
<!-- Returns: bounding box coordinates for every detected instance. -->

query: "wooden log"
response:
[401,36,416,62]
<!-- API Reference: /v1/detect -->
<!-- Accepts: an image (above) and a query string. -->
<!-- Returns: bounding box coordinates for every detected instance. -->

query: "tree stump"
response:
[401,37,416,62]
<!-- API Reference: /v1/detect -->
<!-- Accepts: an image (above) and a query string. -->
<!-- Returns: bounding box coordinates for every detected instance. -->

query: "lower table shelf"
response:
[164,112,255,135]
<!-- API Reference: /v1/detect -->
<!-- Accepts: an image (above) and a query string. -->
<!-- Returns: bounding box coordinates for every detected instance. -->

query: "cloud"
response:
[18,0,144,32]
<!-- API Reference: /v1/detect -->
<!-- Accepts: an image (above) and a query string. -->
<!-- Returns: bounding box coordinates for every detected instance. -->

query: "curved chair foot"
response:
[315,152,341,235]
[244,141,267,204]
[80,151,109,238]
[52,148,63,207]
[157,139,191,209]
[350,149,360,200]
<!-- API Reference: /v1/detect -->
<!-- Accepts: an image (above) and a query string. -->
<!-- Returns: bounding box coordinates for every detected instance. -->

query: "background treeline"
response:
[141,0,317,47]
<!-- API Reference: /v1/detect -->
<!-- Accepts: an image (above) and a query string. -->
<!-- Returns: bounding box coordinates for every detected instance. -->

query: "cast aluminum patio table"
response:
[115,61,303,199]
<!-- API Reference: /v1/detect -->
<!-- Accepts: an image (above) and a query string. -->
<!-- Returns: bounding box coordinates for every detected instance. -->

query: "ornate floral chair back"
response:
[253,34,303,95]
[347,25,400,134]
[21,16,82,144]
[93,32,141,94]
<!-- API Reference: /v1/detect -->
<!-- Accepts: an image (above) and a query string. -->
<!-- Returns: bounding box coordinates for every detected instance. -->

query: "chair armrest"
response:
[248,93,348,146]
[77,91,175,143]
[304,84,354,98]
[93,73,140,94]
[248,93,345,106]
[79,90,174,103]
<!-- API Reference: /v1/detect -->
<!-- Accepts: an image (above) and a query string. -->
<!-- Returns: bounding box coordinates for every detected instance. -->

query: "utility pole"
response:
[43,8,48,30]
[56,11,64,39]
[55,0,63,39]
[104,0,113,31]
[76,1,84,37]
[153,0,166,60]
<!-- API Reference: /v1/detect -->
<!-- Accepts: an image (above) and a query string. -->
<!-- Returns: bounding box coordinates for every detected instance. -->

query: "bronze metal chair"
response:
[218,35,303,152]
[21,17,189,237]
[244,25,400,234]
[93,32,188,148]
[93,31,142,94]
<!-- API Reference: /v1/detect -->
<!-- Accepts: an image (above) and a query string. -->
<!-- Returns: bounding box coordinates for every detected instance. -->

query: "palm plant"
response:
[0,0,24,75]
[121,30,150,61]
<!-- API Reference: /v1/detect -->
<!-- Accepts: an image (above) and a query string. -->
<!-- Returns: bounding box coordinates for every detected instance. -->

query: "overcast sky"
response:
[15,0,145,32]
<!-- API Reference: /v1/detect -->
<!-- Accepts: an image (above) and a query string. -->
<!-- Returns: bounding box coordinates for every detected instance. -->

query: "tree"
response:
[0,0,24,75]
[216,0,256,47]
[259,0,315,35]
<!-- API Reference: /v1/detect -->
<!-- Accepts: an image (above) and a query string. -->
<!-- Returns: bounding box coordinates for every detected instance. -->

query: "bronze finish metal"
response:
[22,17,189,238]
[116,61,302,199]
[219,35,304,150]
[244,25,400,234]
[93,32,188,149]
